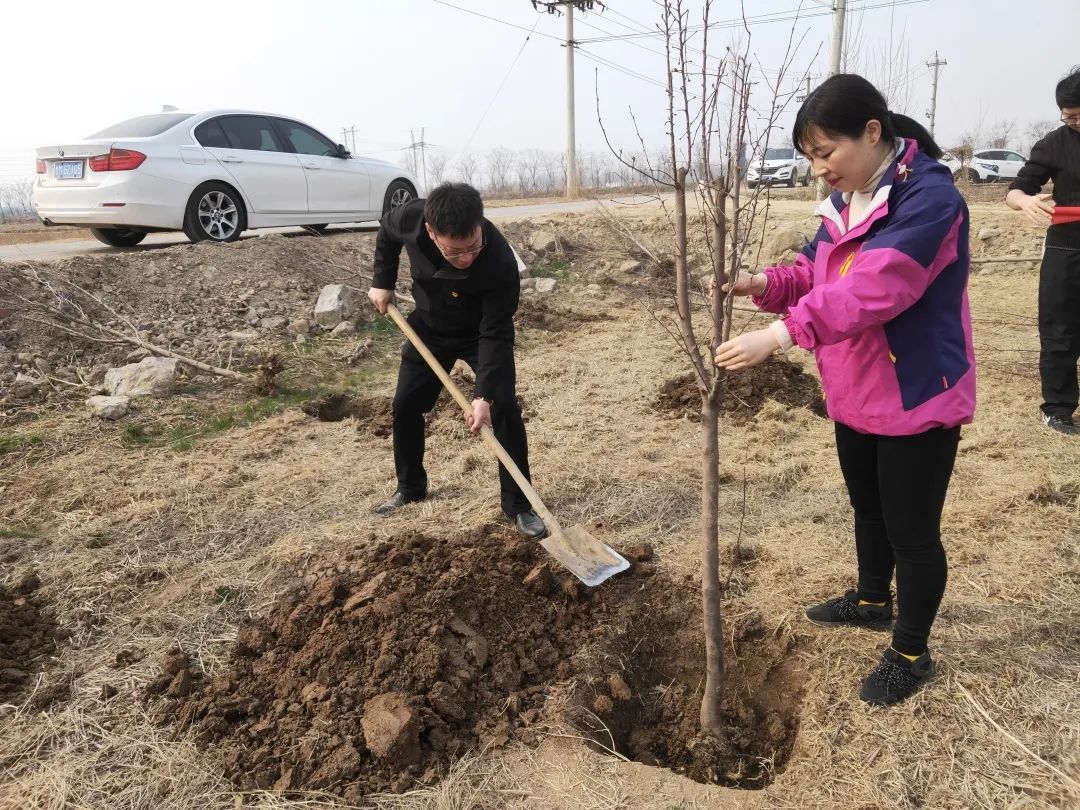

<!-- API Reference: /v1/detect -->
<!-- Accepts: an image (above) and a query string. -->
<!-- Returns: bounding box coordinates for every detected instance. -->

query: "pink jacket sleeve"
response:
[752,252,815,314]
[751,222,828,314]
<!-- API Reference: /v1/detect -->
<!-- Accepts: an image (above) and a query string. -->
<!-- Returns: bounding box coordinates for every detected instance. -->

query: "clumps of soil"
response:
[302,393,393,436]
[568,585,803,789]
[516,297,613,333]
[160,527,803,800]
[656,358,826,423]
[0,573,63,704]
[168,525,630,799]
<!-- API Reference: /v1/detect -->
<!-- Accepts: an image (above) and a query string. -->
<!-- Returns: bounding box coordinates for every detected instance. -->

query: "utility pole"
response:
[407,129,435,190]
[565,5,578,198]
[796,74,819,103]
[926,51,947,137]
[828,0,848,76]
[340,125,358,152]
[533,1,595,198]
[817,1,848,200]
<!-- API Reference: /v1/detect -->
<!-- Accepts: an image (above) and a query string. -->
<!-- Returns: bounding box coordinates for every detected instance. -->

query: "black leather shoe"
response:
[372,491,425,516]
[514,510,547,540]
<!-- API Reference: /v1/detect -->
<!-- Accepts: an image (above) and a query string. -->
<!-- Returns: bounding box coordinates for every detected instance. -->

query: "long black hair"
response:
[793,73,943,160]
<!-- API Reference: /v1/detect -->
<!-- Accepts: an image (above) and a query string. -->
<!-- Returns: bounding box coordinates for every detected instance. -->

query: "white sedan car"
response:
[33,110,419,247]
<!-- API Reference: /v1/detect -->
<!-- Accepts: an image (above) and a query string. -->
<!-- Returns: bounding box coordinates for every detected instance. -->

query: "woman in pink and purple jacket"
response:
[716,74,975,707]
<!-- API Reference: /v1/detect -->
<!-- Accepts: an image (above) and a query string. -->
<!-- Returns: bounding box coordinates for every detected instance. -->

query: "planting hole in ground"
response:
[567,578,804,789]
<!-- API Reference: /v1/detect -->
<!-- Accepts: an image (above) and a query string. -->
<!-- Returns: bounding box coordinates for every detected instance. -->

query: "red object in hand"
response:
[1051,206,1080,225]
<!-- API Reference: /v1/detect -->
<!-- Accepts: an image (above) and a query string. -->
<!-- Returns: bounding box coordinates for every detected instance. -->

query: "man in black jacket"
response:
[1007,66,1080,436]
[367,182,546,538]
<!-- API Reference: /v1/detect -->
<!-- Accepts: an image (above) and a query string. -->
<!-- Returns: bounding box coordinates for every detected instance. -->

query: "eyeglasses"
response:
[433,231,486,260]
[1061,113,1080,124]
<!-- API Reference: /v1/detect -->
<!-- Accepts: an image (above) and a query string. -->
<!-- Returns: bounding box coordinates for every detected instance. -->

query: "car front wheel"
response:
[183,182,246,243]
[90,227,146,248]
[381,180,415,217]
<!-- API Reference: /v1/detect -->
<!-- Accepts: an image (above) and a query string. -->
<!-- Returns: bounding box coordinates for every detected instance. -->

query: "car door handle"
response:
[302,162,321,170]
[221,156,244,164]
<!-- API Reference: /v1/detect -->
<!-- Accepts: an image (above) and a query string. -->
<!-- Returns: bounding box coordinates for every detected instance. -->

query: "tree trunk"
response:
[699,399,725,735]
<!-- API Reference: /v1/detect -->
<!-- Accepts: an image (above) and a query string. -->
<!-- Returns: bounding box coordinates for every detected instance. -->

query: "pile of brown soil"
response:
[656,358,826,423]
[515,297,613,333]
[0,573,60,704]
[161,527,802,801]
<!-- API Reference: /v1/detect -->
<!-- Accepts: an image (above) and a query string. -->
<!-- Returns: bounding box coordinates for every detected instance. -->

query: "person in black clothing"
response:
[366,182,546,539]
[1007,66,1080,436]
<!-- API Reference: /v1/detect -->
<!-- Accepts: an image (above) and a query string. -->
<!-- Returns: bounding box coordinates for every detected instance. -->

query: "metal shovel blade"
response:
[540,524,631,587]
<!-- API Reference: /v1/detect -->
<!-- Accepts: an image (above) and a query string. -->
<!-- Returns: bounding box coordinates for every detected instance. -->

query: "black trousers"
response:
[391,318,532,518]
[834,422,960,656]
[1039,247,1080,419]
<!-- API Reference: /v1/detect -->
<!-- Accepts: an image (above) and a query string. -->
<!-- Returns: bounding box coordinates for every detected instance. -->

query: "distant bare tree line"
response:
[0,180,34,223]
[417,146,658,196]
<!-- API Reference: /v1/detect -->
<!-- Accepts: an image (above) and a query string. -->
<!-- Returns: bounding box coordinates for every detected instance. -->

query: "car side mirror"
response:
[336,144,351,158]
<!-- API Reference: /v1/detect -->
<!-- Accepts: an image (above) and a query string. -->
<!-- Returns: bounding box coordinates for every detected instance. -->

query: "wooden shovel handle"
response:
[385,305,561,532]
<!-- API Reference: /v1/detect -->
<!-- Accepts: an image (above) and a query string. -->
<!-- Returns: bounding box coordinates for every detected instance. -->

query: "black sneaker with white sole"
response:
[805,589,894,631]
[1043,414,1079,436]
[860,648,934,706]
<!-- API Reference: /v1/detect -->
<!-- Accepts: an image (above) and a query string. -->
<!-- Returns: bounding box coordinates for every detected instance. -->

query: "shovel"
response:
[385,304,630,586]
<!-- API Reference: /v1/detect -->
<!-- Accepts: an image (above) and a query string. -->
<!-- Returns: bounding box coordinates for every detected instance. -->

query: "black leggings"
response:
[834,422,960,656]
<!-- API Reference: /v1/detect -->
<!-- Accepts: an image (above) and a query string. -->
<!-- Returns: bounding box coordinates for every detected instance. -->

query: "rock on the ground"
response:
[520,278,536,291]
[314,284,360,328]
[288,318,311,336]
[259,315,289,331]
[535,278,558,294]
[103,357,178,397]
[331,321,357,337]
[529,231,557,253]
[978,227,1002,241]
[763,228,809,264]
[86,395,130,421]
[14,372,44,387]
[360,692,420,765]
[616,259,642,275]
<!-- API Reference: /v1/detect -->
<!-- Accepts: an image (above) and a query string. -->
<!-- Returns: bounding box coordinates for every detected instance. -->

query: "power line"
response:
[459,11,546,156]
[571,13,667,58]
[430,0,563,42]
[595,2,655,35]
[577,0,929,44]
[575,46,667,88]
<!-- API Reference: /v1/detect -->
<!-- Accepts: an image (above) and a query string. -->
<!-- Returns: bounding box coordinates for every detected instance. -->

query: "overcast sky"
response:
[1,0,1076,182]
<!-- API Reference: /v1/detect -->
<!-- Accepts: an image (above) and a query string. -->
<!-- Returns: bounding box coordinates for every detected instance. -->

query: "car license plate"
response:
[54,160,84,180]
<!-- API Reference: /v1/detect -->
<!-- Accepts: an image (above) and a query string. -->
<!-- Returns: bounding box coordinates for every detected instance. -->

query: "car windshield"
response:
[87,113,194,139]
[764,148,795,161]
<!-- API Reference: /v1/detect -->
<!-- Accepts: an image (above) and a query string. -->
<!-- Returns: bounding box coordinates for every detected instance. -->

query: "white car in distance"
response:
[746,147,812,188]
[33,111,418,247]
[941,149,1028,183]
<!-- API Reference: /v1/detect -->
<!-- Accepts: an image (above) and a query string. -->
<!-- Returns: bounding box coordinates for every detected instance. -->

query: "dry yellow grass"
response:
[0,200,1076,809]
